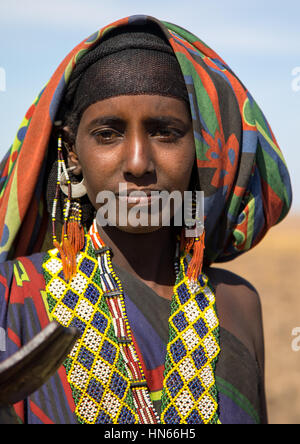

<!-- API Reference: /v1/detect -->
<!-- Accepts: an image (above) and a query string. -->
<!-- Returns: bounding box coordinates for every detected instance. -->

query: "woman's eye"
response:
[154,129,171,137]
[91,129,121,143]
[151,128,184,141]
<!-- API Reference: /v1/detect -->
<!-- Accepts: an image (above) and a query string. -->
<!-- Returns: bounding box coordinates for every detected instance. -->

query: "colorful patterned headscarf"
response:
[0,15,292,265]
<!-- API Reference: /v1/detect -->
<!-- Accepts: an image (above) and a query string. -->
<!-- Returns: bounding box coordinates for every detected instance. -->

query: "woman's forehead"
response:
[79,95,191,123]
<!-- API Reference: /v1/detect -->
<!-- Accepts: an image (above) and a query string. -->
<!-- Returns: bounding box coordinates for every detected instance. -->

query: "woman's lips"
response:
[117,190,162,206]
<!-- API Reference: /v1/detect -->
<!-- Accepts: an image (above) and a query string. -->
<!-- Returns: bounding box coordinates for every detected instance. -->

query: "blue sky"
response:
[0,0,299,212]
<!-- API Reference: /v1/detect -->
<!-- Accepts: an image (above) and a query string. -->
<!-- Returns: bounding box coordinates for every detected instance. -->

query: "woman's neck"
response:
[96,224,177,296]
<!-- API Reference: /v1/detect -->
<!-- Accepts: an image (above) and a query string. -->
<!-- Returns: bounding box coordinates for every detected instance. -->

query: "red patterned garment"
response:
[0,251,262,424]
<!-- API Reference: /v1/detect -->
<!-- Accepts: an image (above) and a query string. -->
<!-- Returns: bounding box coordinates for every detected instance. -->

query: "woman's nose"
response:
[123,130,155,179]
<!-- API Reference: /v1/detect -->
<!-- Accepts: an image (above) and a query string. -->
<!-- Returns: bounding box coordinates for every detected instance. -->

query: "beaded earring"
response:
[67,200,85,258]
[60,167,87,198]
[181,189,205,282]
[51,131,86,281]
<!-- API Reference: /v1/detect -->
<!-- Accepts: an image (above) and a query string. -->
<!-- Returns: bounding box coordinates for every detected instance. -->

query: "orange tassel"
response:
[186,230,205,282]
[67,220,85,257]
[66,203,85,261]
[180,228,195,255]
[184,237,194,255]
[67,221,75,250]
[53,239,71,281]
[64,238,76,278]
[61,226,76,281]
[79,226,85,250]
[74,223,85,253]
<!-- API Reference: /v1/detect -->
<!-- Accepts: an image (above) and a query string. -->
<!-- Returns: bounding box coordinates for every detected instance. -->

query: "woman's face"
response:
[69,94,196,233]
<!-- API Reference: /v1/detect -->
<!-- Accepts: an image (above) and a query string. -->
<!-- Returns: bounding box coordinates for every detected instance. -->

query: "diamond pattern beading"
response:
[43,231,220,424]
[43,237,138,424]
[161,256,220,424]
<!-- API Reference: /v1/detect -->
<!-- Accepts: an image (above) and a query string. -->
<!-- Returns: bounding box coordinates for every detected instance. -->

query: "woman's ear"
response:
[62,126,82,176]
[68,151,82,176]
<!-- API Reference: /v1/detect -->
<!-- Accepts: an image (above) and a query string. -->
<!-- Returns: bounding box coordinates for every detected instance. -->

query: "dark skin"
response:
[68,94,268,423]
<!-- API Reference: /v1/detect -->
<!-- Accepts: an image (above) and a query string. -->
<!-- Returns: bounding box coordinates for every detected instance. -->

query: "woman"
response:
[0,15,292,424]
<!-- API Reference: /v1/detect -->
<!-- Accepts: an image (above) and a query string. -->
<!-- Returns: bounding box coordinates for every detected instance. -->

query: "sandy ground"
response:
[217,212,300,424]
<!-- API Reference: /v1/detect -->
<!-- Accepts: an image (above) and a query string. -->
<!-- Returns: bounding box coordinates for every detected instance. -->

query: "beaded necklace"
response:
[42,219,220,424]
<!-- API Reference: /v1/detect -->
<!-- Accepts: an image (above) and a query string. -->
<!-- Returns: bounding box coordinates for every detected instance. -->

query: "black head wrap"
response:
[61,24,189,135]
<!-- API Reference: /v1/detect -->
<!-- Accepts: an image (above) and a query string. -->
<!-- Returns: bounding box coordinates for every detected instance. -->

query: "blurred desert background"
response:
[218,211,300,424]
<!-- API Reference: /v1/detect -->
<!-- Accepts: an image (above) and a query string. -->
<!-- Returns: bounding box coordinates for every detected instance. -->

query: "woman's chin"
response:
[109,224,165,235]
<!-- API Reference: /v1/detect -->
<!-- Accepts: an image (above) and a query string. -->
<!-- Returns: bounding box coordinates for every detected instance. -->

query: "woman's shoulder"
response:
[205,266,264,364]
[206,266,261,309]
[206,266,268,423]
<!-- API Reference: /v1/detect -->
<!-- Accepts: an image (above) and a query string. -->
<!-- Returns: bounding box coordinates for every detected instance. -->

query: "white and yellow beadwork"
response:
[43,238,138,424]
[161,258,220,424]
[43,230,220,424]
